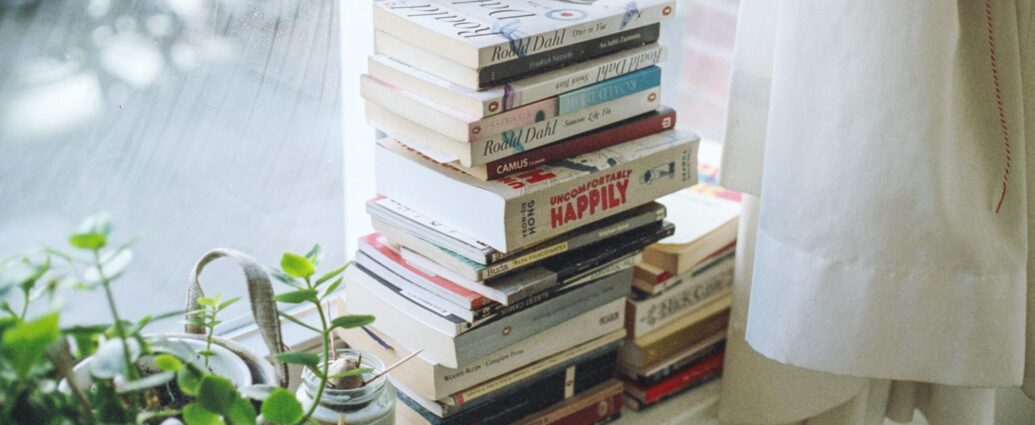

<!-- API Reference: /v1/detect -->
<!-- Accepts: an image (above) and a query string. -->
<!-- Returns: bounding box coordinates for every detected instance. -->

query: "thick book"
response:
[633,241,735,295]
[404,337,623,417]
[366,84,661,167]
[462,108,677,180]
[368,196,666,268]
[626,254,734,338]
[402,220,671,290]
[337,307,626,401]
[618,295,731,369]
[367,44,667,118]
[513,380,624,425]
[358,233,489,313]
[345,265,631,368]
[375,130,699,253]
[395,348,619,425]
[373,0,674,70]
[356,250,485,324]
[642,184,741,276]
[619,332,726,387]
[361,67,660,143]
[623,351,724,410]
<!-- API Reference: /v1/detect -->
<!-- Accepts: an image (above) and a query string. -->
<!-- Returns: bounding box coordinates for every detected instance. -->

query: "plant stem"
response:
[204,309,214,368]
[19,289,29,320]
[299,278,331,425]
[93,250,137,382]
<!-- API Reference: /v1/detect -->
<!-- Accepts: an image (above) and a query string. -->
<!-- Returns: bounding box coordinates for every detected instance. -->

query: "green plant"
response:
[0,214,375,425]
[266,245,374,425]
[189,295,241,368]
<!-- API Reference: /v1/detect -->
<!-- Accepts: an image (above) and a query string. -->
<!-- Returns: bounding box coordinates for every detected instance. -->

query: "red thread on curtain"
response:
[985,0,1012,214]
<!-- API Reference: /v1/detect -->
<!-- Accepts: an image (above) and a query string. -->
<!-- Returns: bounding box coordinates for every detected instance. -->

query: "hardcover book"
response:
[619,331,726,386]
[368,197,666,268]
[633,241,734,295]
[337,312,627,401]
[375,130,699,253]
[345,265,631,368]
[367,44,667,118]
[372,0,674,69]
[360,67,660,143]
[365,85,661,167]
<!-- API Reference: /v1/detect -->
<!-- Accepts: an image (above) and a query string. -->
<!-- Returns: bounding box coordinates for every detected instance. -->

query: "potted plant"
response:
[0,213,387,425]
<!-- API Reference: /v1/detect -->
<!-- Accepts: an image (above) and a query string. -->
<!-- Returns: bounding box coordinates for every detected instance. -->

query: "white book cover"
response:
[375,129,699,252]
[367,44,666,118]
[373,0,674,69]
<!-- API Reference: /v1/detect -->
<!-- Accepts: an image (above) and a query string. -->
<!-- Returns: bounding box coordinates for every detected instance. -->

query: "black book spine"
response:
[399,349,619,425]
[477,24,661,88]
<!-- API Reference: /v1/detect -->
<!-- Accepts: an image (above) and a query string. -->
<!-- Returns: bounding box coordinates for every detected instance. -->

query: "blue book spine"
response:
[557,66,662,114]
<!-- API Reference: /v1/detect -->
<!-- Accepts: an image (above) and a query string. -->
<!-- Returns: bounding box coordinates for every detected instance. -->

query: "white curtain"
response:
[717,0,1034,423]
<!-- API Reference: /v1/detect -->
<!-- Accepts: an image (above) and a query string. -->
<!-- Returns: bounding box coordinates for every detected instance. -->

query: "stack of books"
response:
[618,167,740,411]
[340,1,700,423]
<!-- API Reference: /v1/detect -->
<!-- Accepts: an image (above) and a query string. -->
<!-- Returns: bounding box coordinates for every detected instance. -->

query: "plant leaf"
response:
[1,313,60,377]
[304,244,323,270]
[154,354,183,372]
[183,403,225,425]
[273,289,318,304]
[117,371,175,393]
[225,396,258,425]
[330,315,375,330]
[68,232,107,250]
[199,374,238,414]
[320,277,344,300]
[280,253,315,279]
[314,263,348,287]
[268,268,304,289]
[76,211,113,237]
[218,297,241,311]
[177,365,204,396]
[197,297,216,307]
[328,367,373,380]
[260,389,303,425]
[274,351,320,368]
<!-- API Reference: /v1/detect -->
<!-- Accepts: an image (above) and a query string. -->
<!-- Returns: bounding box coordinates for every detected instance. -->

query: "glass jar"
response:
[294,349,396,425]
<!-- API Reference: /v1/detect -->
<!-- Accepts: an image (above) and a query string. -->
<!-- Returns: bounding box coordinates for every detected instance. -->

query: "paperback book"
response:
[513,380,624,425]
[618,295,731,369]
[345,265,632,368]
[360,67,661,143]
[367,44,667,118]
[365,85,661,167]
[642,184,741,276]
[626,254,733,338]
[368,197,666,268]
[375,130,699,253]
[623,351,724,411]
[633,241,735,295]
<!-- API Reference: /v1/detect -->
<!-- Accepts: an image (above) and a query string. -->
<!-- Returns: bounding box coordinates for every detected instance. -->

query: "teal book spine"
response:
[558,66,662,114]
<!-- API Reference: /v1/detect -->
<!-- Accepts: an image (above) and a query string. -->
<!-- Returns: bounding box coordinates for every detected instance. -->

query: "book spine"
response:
[470,87,660,166]
[353,264,471,336]
[628,351,725,405]
[433,300,626,399]
[453,268,631,366]
[640,309,731,365]
[370,197,497,265]
[484,108,676,180]
[355,252,476,322]
[478,24,661,88]
[628,260,734,338]
[501,135,698,252]
[516,381,624,425]
[633,340,726,387]
[483,202,666,278]
[441,342,621,416]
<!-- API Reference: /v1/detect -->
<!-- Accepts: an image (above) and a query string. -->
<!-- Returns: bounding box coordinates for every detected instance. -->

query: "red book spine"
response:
[552,391,624,425]
[629,351,725,404]
[484,108,677,180]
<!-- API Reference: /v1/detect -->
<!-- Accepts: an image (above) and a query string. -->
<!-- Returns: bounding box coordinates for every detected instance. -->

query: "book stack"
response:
[340,1,699,424]
[617,168,740,411]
